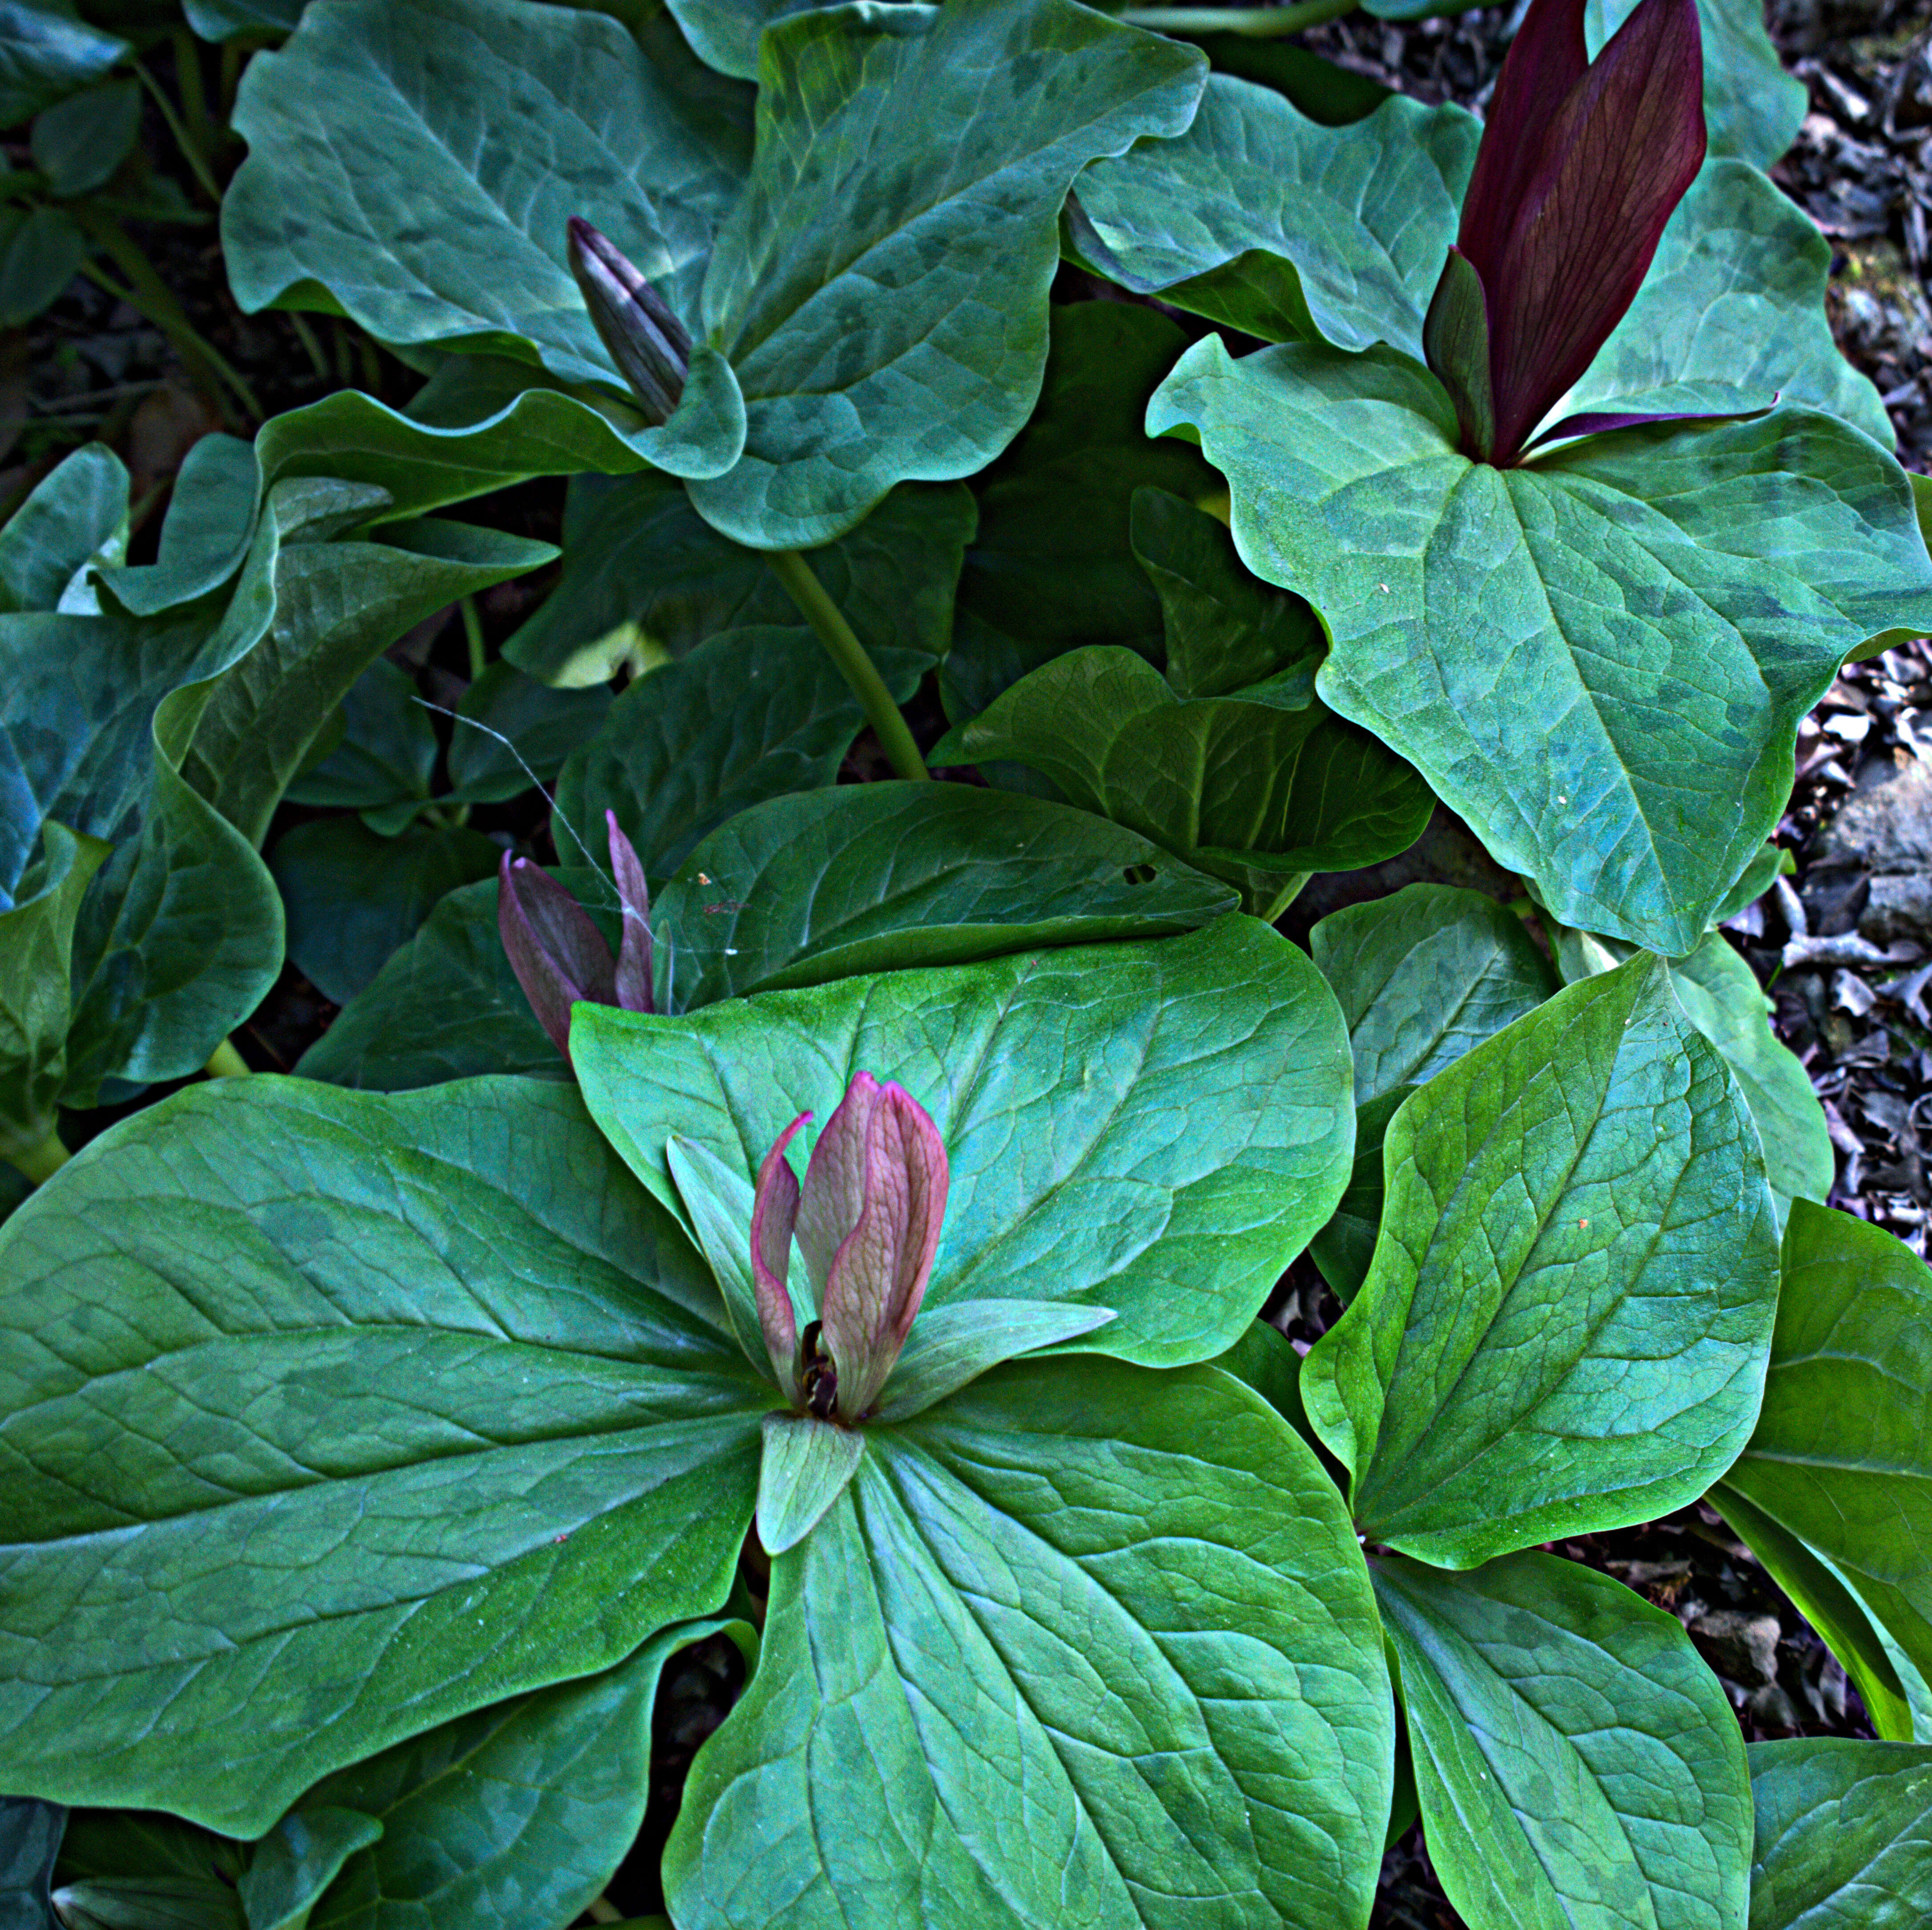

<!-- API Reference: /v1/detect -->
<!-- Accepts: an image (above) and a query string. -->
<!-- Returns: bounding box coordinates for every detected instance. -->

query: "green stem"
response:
[1254,873,1308,924]
[461,597,488,681]
[9,1127,69,1185]
[1120,0,1357,35]
[288,310,331,381]
[204,1038,252,1079]
[766,549,928,782]
[132,56,222,205]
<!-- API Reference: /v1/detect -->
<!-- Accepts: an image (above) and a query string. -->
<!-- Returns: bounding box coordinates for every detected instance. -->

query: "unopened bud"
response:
[566,216,692,425]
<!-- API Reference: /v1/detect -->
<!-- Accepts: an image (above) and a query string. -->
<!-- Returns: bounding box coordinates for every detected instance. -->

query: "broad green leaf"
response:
[1068,76,1476,356]
[293,876,564,1091]
[1746,1739,1932,1929]
[242,1808,383,1930]
[650,782,1237,1010]
[685,0,1205,548]
[664,0,812,80]
[1310,883,1558,1109]
[0,1076,769,1834]
[284,659,439,830]
[0,1,125,127]
[575,917,1354,1368]
[1303,955,1780,1565]
[666,1133,775,1378]
[0,444,125,615]
[98,434,264,617]
[1130,485,1323,706]
[0,205,81,328]
[1588,0,1804,171]
[873,1299,1117,1422]
[552,625,877,885]
[756,1414,864,1555]
[30,77,138,195]
[1374,1551,1750,1930]
[504,473,972,688]
[946,301,1215,720]
[1715,1202,1932,1732]
[182,524,553,847]
[0,823,105,1163]
[1307,1082,1414,1306]
[666,1359,1393,1930]
[49,1812,241,1930]
[931,645,1432,900]
[445,662,611,806]
[224,0,752,452]
[0,1798,61,1930]
[271,819,501,1006]
[182,0,305,40]
[1568,160,1890,446]
[272,1620,732,1930]
[1152,341,1932,953]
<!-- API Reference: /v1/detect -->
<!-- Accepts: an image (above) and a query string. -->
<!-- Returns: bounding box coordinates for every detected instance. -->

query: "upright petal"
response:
[1457,0,1590,285]
[795,1072,880,1296]
[1483,0,1706,462]
[752,1113,810,1389]
[567,216,692,424]
[606,810,654,1014]
[497,852,618,1062]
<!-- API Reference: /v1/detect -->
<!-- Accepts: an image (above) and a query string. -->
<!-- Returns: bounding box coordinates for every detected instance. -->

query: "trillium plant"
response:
[3,0,1932,1923]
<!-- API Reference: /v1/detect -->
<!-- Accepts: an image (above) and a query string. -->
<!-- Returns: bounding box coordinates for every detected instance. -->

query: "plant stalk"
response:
[9,1128,69,1186]
[461,596,488,681]
[1120,0,1358,35]
[765,548,929,782]
[204,1038,252,1079]
[132,55,222,205]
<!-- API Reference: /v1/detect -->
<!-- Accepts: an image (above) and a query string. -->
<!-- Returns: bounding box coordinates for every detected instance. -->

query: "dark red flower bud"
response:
[566,216,692,426]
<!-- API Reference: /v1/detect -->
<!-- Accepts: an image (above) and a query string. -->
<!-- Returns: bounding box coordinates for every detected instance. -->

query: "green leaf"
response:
[1130,485,1322,704]
[283,659,439,828]
[224,0,752,426]
[1715,1201,1932,1737]
[0,823,105,1162]
[271,818,501,1006]
[756,1414,864,1555]
[1374,1550,1751,1930]
[1588,0,1804,171]
[1567,160,1891,444]
[663,0,812,81]
[946,301,1215,720]
[651,781,1237,1010]
[266,1621,731,1930]
[0,1798,62,1930]
[1310,882,1558,1110]
[1746,1738,1932,1929]
[1068,76,1476,356]
[1307,1082,1414,1307]
[666,1358,1393,1930]
[0,1075,769,1834]
[241,1808,382,1930]
[872,1299,1117,1422]
[30,78,138,196]
[504,473,973,689]
[293,876,564,1091]
[684,0,1206,548]
[0,444,125,614]
[182,0,305,41]
[49,1813,241,1930]
[182,524,554,847]
[1152,340,1932,953]
[1302,955,1780,1565]
[553,625,875,885]
[446,661,612,805]
[575,917,1354,1369]
[931,645,1431,899]
[0,2,126,128]
[0,203,82,328]
[665,1133,778,1380]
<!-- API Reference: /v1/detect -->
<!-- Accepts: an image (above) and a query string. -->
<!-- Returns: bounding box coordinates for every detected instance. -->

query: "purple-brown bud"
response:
[566,216,692,426]
[749,1074,949,1421]
[498,810,653,1064]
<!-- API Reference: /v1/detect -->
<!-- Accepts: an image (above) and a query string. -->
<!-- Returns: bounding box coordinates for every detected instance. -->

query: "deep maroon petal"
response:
[497,852,617,1062]
[1483,0,1707,462]
[606,810,654,1014]
[752,1112,810,1389]
[1457,0,1590,284]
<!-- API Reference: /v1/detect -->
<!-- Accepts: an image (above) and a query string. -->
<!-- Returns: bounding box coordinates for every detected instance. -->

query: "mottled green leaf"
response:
[667,1359,1393,1930]
[0,1,125,127]
[1303,956,1780,1565]
[0,444,124,615]
[1152,340,1932,952]
[575,917,1354,1368]
[651,781,1236,1010]
[445,662,611,806]
[1746,1738,1932,1930]
[756,1415,864,1556]
[0,1077,768,1834]
[0,204,81,328]
[283,659,439,829]
[30,78,138,196]
[241,1808,382,1930]
[1715,1202,1932,1737]
[1375,1551,1750,1930]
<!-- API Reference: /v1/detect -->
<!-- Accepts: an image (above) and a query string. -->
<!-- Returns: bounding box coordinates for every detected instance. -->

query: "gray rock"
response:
[1819,754,1932,948]
[1685,1608,1783,1688]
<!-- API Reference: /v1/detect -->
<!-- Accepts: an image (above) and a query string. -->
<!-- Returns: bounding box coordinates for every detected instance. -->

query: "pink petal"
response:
[606,810,654,1014]
[795,1072,880,1297]
[751,1112,810,1388]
